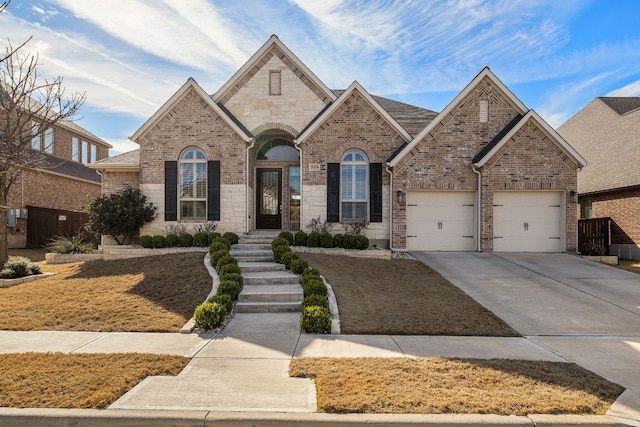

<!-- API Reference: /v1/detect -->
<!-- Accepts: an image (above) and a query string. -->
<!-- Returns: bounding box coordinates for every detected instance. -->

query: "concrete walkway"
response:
[1,251,639,426]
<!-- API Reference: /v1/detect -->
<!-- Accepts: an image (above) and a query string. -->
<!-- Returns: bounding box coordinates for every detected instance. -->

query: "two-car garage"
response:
[405,190,565,252]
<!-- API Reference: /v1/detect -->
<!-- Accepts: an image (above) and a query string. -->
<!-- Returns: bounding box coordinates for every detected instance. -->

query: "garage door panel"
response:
[406,191,475,251]
[493,192,563,252]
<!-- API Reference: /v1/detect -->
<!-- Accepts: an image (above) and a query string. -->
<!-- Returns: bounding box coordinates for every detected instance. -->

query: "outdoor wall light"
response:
[396,189,404,203]
[569,190,578,204]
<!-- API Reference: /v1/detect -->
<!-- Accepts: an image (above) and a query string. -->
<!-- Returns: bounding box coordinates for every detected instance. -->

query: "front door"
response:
[256,168,282,229]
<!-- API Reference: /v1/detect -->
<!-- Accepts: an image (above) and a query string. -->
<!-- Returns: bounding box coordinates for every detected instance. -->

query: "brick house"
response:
[558,97,640,260]
[7,118,111,248]
[92,35,586,252]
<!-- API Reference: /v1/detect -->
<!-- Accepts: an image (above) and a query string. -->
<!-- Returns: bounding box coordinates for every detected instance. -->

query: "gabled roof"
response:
[473,110,587,168]
[388,67,528,167]
[130,78,252,143]
[295,81,412,144]
[213,35,336,104]
[599,97,640,115]
[88,149,140,172]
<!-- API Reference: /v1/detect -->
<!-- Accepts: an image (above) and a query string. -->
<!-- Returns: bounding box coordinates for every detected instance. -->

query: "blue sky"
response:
[2,0,640,155]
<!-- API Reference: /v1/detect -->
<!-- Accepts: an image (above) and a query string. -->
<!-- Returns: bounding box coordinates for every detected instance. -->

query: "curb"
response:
[0,409,628,427]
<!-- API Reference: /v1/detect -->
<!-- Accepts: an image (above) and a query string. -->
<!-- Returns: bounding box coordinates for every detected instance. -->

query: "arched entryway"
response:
[251,129,300,231]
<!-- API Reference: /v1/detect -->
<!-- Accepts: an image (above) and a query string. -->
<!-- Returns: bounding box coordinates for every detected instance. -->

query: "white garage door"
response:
[406,191,475,251]
[493,191,563,252]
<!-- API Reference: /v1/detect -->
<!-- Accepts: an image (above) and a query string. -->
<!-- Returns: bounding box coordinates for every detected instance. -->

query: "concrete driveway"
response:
[411,252,640,398]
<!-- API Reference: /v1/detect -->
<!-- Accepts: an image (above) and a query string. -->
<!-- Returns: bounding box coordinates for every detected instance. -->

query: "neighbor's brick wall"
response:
[581,188,640,245]
[480,119,579,251]
[391,77,522,249]
[47,124,109,163]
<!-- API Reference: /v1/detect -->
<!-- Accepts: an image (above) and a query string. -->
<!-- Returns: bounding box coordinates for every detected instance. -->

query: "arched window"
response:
[341,149,368,221]
[256,139,299,161]
[179,148,207,220]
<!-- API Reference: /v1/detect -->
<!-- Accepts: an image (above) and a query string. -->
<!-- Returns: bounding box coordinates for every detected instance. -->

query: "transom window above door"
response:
[179,148,207,220]
[256,139,299,161]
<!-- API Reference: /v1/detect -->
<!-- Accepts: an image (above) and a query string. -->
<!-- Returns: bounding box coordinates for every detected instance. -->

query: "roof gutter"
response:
[245,137,255,235]
[472,165,482,252]
[386,165,407,254]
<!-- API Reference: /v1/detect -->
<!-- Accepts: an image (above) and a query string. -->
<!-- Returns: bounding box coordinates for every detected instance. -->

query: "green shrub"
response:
[0,256,41,279]
[193,232,209,247]
[211,237,231,250]
[215,254,238,272]
[302,294,329,310]
[294,231,308,246]
[354,234,369,250]
[273,245,292,264]
[278,231,294,245]
[290,258,309,275]
[178,233,193,247]
[152,235,166,248]
[301,305,331,333]
[219,263,241,275]
[222,232,239,245]
[210,249,229,266]
[280,251,297,269]
[207,232,222,245]
[319,232,333,248]
[208,294,233,312]
[271,237,290,249]
[209,242,229,255]
[307,232,320,247]
[194,302,228,330]
[217,280,243,301]
[45,234,95,254]
[303,279,327,297]
[332,234,345,249]
[219,272,243,287]
[302,273,322,287]
[165,233,180,247]
[140,235,153,248]
[302,267,321,278]
[343,234,356,249]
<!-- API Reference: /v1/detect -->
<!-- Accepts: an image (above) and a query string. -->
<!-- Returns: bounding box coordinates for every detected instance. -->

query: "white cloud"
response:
[107,138,139,156]
[608,80,640,97]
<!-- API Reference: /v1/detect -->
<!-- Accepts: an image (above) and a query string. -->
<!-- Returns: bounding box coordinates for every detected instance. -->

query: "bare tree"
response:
[0,40,85,265]
[0,1,30,64]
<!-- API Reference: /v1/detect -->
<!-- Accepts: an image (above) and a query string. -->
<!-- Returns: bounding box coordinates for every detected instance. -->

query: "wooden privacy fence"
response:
[26,206,92,248]
[578,217,611,255]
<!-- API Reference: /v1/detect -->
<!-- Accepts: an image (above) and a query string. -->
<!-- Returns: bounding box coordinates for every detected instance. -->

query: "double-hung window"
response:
[179,148,207,220]
[340,149,368,221]
[31,121,42,150]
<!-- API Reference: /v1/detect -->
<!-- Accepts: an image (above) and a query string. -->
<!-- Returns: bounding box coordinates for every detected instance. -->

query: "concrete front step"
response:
[239,284,303,303]
[233,243,272,251]
[231,249,272,256]
[238,235,277,244]
[238,262,285,272]
[233,255,274,262]
[235,301,302,313]
[242,271,300,285]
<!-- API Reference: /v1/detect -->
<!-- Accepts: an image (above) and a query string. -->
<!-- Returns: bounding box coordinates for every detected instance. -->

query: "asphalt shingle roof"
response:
[92,149,140,166]
[599,97,640,116]
[35,150,102,183]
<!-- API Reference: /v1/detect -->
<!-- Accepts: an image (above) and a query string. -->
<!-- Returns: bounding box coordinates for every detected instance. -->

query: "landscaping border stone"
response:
[0,272,57,288]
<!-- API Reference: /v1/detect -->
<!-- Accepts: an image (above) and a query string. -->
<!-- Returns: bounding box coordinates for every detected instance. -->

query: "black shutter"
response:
[369,162,383,222]
[164,161,177,221]
[327,163,340,222]
[207,160,221,221]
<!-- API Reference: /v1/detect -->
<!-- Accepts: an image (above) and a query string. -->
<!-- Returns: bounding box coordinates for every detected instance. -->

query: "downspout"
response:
[245,137,255,235]
[472,165,482,252]
[386,165,406,253]
[293,139,303,230]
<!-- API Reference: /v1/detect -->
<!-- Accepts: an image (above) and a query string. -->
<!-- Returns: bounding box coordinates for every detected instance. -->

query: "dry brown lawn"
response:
[0,352,188,408]
[298,253,519,336]
[0,252,211,331]
[290,357,625,415]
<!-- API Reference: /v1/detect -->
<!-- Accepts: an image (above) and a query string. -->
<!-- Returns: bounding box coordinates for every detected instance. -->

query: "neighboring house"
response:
[7,118,111,248]
[558,97,640,260]
[91,35,586,252]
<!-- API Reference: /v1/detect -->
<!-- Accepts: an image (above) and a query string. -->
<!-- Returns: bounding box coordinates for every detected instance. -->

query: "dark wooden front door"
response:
[256,168,282,229]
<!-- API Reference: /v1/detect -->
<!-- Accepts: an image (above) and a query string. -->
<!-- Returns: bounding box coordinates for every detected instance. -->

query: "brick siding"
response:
[581,188,640,245]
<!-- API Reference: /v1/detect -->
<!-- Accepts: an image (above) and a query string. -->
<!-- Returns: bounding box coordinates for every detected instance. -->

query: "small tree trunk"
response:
[0,182,8,267]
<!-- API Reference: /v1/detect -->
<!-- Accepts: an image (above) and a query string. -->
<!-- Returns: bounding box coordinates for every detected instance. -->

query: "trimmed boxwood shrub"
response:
[152,235,166,248]
[219,263,241,275]
[302,273,322,286]
[307,232,320,247]
[217,280,243,301]
[193,232,209,247]
[271,237,289,249]
[208,293,233,312]
[165,233,180,247]
[140,235,153,248]
[210,249,229,266]
[194,302,228,330]
[294,231,308,246]
[209,242,229,255]
[280,251,297,269]
[290,258,309,275]
[219,272,243,287]
[301,305,331,334]
[211,237,231,250]
[273,245,292,264]
[354,234,369,250]
[178,233,193,247]
[302,267,321,279]
[332,233,345,249]
[0,256,41,279]
[302,294,329,310]
[215,254,238,272]
[342,234,356,249]
[207,232,222,245]
[222,232,239,245]
[303,279,327,297]
[319,232,333,248]
[278,231,294,245]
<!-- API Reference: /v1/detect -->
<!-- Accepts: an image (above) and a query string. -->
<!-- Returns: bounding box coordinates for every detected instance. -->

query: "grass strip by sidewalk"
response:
[0,252,211,332]
[298,253,519,336]
[0,353,189,409]
[290,357,625,415]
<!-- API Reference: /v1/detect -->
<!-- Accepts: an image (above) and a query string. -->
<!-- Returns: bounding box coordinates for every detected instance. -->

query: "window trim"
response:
[269,70,282,96]
[178,147,208,221]
[340,149,369,222]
